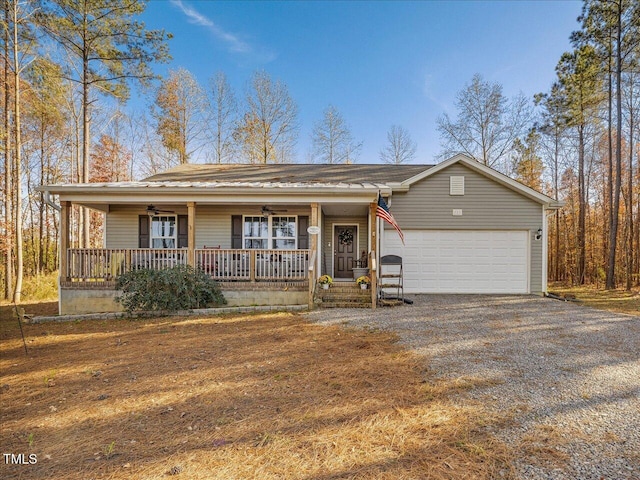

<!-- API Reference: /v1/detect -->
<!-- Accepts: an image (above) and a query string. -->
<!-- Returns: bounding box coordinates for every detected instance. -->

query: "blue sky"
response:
[138,0,584,164]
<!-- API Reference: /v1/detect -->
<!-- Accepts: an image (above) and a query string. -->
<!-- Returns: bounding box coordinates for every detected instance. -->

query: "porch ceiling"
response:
[321,204,369,216]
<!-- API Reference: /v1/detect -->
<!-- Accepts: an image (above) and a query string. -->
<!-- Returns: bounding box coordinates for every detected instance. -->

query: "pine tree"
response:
[39,0,171,246]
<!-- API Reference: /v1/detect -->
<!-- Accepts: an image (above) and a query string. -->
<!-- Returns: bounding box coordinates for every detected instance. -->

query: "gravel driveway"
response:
[306,295,640,480]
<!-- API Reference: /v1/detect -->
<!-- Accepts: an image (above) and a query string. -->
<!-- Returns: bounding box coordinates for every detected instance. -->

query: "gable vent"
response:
[450,176,465,195]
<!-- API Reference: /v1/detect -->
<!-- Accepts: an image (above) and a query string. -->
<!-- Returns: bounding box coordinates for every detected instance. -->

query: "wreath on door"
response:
[338,229,354,246]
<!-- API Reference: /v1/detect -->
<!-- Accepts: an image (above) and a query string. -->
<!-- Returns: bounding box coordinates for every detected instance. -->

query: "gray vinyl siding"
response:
[105,205,311,250]
[106,205,190,249]
[105,210,139,249]
[196,208,231,248]
[322,216,368,277]
[389,163,544,294]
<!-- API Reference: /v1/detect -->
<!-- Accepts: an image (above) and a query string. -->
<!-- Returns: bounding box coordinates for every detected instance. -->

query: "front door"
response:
[334,225,357,279]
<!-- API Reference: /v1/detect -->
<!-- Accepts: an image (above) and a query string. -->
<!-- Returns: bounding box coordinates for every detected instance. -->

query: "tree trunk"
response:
[606,4,623,290]
[577,123,586,285]
[605,30,613,276]
[82,52,90,247]
[38,123,45,275]
[3,0,13,300]
[12,0,23,303]
[626,77,634,290]
[554,131,560,282]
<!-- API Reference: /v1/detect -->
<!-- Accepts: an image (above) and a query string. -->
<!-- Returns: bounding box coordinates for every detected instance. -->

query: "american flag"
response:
[376,194,405,245]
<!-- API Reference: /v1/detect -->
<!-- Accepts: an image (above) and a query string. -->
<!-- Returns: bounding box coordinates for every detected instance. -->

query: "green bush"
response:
[116,265,226,314]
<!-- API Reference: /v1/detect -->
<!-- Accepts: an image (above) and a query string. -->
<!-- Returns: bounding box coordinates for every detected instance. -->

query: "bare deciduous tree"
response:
[437,73,532,172]
[3,0,13,299]
[208,72,237,164]
[153,68,209,165]
[379,125,417,164]
[311,105,361,164]
[236,71,298,164]
[7,0,38,302]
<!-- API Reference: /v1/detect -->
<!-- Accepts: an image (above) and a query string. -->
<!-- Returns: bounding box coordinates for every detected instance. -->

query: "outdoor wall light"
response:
[535,228,542,240]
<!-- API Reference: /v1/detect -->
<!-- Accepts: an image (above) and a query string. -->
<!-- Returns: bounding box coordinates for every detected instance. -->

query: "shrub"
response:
[21,272,58,301]
[116,265,226,314]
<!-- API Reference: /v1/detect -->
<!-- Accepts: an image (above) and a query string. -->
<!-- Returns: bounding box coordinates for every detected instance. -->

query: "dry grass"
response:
[1,307,514,480]
[517,425,574,468]
[549,283,640,315]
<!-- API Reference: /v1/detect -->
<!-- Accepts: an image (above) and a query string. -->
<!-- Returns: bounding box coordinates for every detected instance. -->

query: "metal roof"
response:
[142,163,435,184]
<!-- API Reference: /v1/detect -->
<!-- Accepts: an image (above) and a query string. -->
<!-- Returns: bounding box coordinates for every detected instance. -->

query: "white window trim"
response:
[242,215,269,249]
[242,215,298,250]
[150,215,177,249]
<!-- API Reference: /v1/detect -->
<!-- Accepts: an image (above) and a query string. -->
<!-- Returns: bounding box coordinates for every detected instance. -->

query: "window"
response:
[151,216,176,248]
[243,216,268,248]
[243,216,297,249]
[450,176,465,195]
[272,216,296,249]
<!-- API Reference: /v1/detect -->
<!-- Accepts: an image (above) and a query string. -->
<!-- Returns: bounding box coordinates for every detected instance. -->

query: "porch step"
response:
[320,302,372,309]
[316,283,372,309]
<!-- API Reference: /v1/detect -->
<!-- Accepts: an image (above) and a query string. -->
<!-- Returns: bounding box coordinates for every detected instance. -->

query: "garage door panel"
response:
[383,230,528,294]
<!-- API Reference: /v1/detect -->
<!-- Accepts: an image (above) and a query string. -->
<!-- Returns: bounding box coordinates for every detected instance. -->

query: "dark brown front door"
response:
[334,225,357,278]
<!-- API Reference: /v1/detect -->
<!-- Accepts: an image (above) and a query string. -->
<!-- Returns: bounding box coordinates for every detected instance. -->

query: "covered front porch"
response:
[64,247,312,286]
[50,191,383,314]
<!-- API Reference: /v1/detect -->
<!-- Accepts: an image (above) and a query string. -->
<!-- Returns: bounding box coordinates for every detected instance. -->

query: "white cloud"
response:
[170,0,251,54]
[423,73,451,114]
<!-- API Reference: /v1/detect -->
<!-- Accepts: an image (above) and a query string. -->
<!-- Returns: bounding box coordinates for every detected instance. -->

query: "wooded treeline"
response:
[1,0,639,302]
[540,0,640,289]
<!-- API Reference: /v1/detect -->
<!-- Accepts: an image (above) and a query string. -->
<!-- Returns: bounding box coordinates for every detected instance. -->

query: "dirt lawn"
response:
[0,309,511,480]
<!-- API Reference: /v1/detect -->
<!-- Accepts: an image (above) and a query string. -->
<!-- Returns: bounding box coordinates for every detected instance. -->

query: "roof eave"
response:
[36,182,393,200]
[399,153,561,206]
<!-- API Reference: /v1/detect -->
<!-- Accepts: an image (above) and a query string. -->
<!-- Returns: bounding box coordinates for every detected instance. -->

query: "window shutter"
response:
[177,215,188,248]
[231,215,242,249]
[298,216,309,249]
[138,215,150,248]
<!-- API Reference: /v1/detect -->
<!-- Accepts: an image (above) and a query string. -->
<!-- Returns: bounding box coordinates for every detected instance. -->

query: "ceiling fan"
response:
[146,205,175,216]
[261,205,288,216]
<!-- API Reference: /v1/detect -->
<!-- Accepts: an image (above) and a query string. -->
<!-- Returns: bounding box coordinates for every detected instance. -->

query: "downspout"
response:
[43,190,61,212]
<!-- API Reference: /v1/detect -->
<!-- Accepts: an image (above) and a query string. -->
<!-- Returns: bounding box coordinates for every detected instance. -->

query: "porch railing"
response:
[66,248,188,284]
[195,248,309,281]
[65,248,309,286]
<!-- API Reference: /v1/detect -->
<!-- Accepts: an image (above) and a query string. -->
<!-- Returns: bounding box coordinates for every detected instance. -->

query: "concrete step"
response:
[318,285,371,294]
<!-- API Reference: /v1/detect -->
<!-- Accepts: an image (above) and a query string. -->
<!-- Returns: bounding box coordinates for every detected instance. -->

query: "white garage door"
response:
[383,230,529,294]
